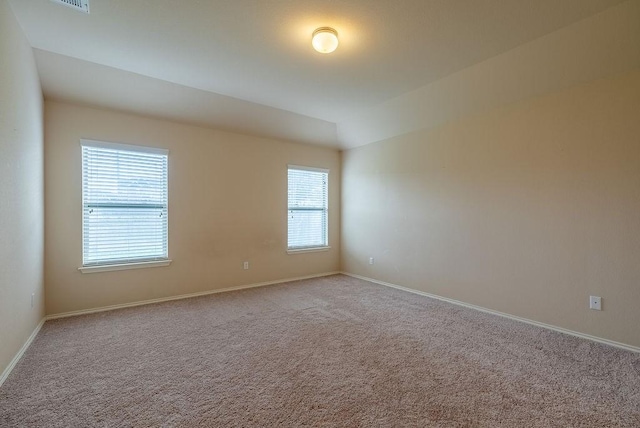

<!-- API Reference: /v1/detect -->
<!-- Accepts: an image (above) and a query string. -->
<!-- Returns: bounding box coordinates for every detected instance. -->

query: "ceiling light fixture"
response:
[312,27,339,54]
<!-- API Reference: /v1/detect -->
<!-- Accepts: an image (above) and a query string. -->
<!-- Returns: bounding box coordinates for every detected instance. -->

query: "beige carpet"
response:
[1,274,639,427]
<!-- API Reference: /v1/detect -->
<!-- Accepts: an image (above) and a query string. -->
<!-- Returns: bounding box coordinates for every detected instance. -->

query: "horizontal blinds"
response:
[82,142,168,266]
[288,167,328,249]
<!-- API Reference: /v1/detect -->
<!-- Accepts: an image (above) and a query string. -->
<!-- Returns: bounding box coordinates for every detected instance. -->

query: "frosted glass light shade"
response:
[312,27,339,53]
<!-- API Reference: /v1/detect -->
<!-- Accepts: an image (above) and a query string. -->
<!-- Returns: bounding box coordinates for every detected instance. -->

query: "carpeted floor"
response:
[1,274,639,427]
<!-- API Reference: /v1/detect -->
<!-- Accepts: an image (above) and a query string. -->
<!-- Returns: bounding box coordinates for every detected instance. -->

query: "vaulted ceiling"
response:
[7,0,637,148]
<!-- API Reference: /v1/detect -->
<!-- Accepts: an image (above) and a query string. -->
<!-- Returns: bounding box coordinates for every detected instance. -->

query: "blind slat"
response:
[288,167,328,249]
[82,141,169,265]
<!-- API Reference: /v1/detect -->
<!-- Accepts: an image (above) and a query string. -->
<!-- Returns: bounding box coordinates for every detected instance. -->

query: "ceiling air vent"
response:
[50,0,90,14]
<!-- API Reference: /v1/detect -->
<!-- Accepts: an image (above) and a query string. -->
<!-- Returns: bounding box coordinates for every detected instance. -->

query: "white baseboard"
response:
[341,272,640,354]
[47,271,341,320]
[0,318,46,388]
[8,270,632,389]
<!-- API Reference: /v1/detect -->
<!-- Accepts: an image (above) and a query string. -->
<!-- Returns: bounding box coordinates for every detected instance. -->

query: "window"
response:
[81,140,169,268]
[288,166,329,251]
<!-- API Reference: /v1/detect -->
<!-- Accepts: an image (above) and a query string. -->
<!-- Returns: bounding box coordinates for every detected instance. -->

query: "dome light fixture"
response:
[312,27,339,54]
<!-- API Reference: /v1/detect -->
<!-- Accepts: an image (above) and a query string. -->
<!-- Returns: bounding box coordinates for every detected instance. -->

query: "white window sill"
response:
[79,259,172,274]
[287,246,331,254]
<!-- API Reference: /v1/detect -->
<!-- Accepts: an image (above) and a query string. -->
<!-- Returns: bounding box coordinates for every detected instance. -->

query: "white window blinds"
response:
[81,140,168,266]
[288,166,328,249]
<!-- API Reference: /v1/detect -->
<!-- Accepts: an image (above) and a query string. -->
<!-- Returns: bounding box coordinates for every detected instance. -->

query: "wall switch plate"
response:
[589,296,602,311]
[369,257,374,265]
[243,261,249,270]
[31,293,35,308]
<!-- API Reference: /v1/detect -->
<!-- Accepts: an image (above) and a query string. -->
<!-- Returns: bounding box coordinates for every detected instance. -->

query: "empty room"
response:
[1,0,639,426]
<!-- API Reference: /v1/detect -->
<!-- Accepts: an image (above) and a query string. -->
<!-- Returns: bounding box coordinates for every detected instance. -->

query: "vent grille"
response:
[50,0,90,14]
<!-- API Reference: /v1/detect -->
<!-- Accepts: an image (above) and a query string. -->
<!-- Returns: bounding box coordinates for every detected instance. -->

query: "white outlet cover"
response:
[589,296,602,310]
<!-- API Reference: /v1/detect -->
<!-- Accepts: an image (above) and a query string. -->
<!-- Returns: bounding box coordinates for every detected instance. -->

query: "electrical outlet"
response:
[369,257,374,265]
[31,293,34,308]
[243,261,249,270]
[589,296,602,311]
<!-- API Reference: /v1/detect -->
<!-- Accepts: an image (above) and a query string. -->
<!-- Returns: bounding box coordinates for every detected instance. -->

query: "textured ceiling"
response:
[7,0,631,147]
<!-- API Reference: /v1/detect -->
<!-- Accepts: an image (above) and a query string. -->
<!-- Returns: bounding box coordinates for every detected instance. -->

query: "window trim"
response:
[80,139,170,272]
[287,164,329,252]
[286,246,331,255]
[78,259,172,274]
[81,139,168,156]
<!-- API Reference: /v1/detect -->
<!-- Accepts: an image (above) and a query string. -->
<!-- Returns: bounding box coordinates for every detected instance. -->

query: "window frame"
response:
[79,139,171,273]
[287,164,330,254]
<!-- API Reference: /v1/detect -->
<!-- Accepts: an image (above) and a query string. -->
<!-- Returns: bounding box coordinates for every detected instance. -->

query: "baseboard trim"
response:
[0,318,46,388]
[47,271,341,320]
[341,272,640,354]
[10,270,632,388]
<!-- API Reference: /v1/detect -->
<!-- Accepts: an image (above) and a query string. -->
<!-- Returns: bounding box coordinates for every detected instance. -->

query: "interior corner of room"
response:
[1,0,639,423]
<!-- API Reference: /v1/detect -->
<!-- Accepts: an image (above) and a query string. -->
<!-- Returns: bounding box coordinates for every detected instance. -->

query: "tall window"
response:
[287,166,329,250]
[81,140,168,266]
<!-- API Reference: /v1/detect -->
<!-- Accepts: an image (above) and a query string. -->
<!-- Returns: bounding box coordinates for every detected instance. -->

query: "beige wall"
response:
[341,70,640,348]
[45,101,340,315]
[0,0,45,376]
